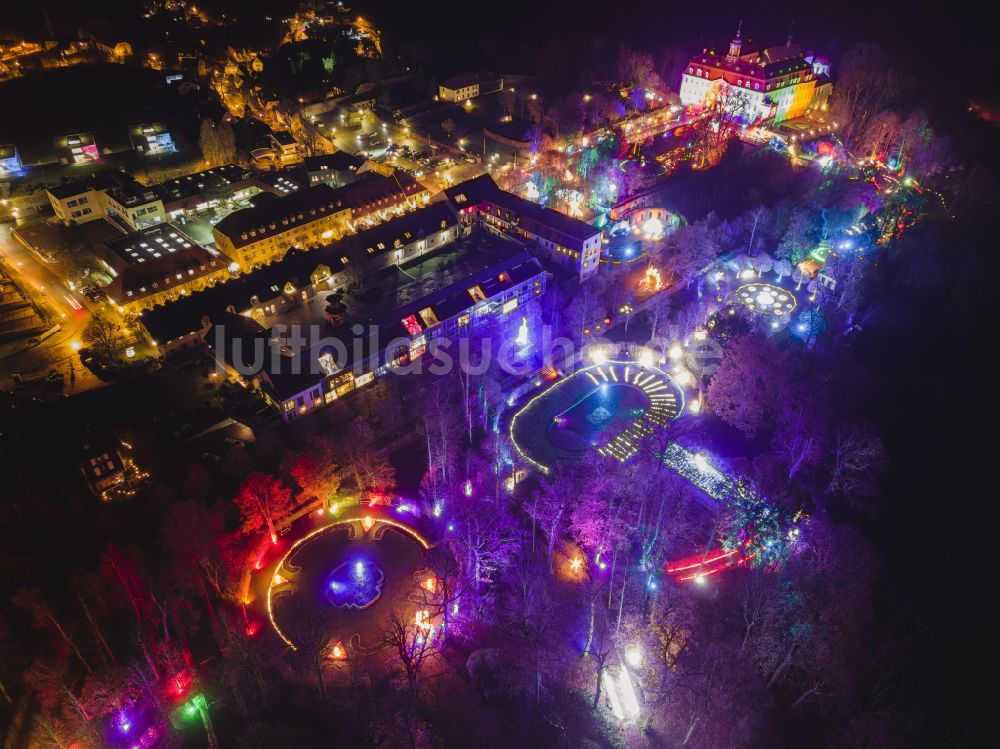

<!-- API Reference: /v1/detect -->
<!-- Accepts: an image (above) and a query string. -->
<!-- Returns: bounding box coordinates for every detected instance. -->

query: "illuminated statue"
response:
[516,316,529,347]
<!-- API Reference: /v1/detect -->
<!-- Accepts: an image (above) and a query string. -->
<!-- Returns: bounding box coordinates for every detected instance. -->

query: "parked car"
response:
[224,437,245,448]
[27,337,41,346]
[201,452,222,463]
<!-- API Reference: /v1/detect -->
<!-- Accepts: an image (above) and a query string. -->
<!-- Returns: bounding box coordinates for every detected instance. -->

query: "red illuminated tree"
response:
[233,472,295,543]
[284,434,341,504]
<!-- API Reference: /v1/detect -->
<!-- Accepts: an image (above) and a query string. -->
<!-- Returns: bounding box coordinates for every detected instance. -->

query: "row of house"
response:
[44,150,384,233]
[139,183,564,421]
[139,201,462,351]
[138,172,603,353]
[204,235,546,422]
[47,170,169,232]
[211,171,431,271]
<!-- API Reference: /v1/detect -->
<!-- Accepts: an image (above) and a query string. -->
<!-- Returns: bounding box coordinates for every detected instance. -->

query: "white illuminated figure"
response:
[516,316,529,347]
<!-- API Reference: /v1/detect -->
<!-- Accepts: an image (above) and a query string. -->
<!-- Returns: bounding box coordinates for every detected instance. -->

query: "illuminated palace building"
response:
[678,25,830,124]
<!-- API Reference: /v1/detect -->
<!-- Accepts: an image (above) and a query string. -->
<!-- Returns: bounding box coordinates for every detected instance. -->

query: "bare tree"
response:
[827,425,887,506]
[383,610,438,698]
[14,589,92,674]
[82,310,124,362]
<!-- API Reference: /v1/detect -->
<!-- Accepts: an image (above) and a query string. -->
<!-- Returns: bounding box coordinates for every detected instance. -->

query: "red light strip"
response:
[678,565,727,581]
[665,548,739,574]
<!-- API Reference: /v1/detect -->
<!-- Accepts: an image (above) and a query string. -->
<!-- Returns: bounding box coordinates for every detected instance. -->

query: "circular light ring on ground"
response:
[265,518,430,650]
[735,283,797,316]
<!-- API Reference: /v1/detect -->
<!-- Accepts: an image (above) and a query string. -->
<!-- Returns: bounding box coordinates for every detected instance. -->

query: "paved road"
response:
[0,222,103,392]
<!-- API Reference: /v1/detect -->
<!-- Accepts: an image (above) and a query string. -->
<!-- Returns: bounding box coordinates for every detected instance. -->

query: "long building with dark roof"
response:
[445,174,602,279]
[208,233,546,422]
[211,172,432,272]
[102,225,231,313]
[140,202,460,350]
[211,183,352,271]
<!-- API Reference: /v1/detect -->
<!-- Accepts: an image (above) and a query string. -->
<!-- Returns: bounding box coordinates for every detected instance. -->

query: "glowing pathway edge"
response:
[509,360,686,474]
[265,517,431,650]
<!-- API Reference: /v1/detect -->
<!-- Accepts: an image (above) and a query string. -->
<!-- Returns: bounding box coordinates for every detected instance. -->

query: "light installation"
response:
[735,283,797,316]
[264,517,431,650]
[637,266,664,297]
[510,360,685,472]
[325,558,386,609]
[641,216,664,238]
[665,547,743,581]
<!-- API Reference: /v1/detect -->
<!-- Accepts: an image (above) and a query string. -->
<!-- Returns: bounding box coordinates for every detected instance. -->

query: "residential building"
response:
[445,174,602,279]
[340,172,430,229]
[79,444,126,498]
[439,72,504,102]
[102,173,167,231]
[678,26,824,124]
[128,123,177,155]
[0,144,23,176]
[303,151,370,187]
[53,132,99,165]
[268,130,305,163]
[47,181,103,225]
[212,172,431,271]
[46,170,166,230]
